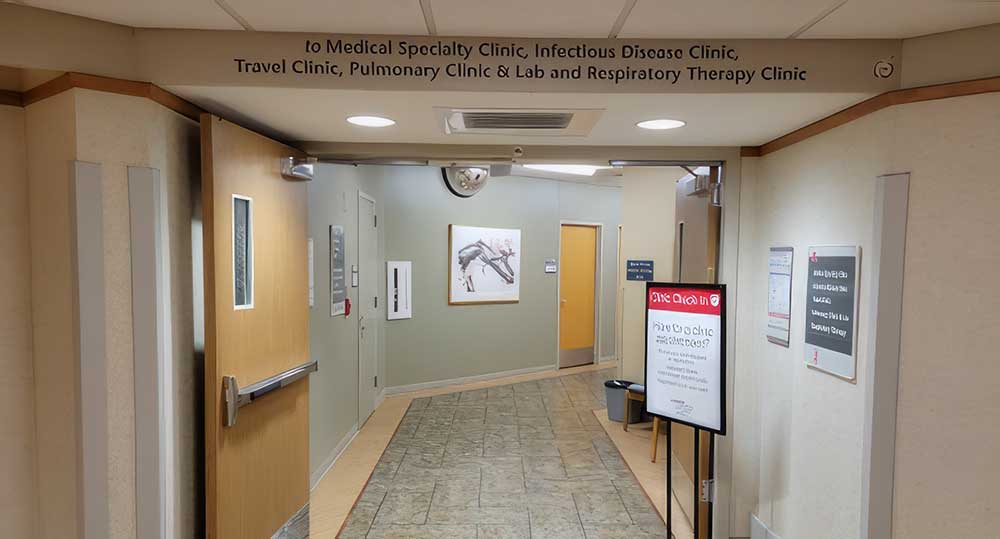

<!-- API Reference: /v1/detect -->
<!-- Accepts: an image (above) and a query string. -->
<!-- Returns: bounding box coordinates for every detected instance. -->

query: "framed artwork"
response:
[448,224,521,305]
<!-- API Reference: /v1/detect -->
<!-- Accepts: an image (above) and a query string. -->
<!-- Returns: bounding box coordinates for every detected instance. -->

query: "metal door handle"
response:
[560,298,567,304]
[223,360,318,427]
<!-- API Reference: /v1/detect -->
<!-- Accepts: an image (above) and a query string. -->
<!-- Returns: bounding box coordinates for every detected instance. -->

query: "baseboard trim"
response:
[384,364,554,396]
[309,423,359,490]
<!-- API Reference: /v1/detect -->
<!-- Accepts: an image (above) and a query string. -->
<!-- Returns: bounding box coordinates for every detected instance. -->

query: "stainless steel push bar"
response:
[223,360,318,427]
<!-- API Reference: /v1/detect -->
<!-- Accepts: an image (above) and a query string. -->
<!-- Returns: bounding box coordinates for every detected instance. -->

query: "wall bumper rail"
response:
[223,361,318,427]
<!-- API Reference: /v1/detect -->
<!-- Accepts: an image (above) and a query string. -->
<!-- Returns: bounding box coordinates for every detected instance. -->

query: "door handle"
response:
[560,298,567,304]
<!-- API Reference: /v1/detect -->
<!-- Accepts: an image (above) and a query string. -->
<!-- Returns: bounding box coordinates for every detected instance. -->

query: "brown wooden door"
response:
[673,165,722,538]
[201,115,311,538]
[558,224,598,368]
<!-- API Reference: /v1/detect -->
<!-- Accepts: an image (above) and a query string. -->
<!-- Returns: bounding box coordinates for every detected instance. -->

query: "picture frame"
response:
[448,224,521,305]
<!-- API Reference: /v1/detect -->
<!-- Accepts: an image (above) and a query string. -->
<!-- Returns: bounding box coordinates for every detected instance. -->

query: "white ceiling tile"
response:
[431,0,628,37]
[801,0,1000,38]
[619,0,838,39]
[225,0,429,34]
[23,0,244,29]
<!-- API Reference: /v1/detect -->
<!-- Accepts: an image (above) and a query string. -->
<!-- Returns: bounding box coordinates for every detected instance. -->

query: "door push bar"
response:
[223,360,318,427]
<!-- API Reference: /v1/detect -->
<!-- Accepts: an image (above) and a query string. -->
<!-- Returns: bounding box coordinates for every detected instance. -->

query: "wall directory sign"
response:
[804,245,861,380]
[626,260,654,281]
[329,225,347,316]
[644,282,726,435]
[767,246,794,347]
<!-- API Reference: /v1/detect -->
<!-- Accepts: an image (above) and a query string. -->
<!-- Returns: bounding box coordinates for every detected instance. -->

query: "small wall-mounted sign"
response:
[544,258,558,273]
[804,245,861,381]
[626,260,654,281]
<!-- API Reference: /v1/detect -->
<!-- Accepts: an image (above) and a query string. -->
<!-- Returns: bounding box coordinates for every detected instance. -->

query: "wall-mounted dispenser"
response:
[386,261,412,320]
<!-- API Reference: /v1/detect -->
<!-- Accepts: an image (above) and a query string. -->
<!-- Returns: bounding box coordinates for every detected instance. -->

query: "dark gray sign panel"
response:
[804,245,861,380]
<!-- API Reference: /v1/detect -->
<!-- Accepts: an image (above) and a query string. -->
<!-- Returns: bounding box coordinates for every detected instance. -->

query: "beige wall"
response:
[25,89,81,539]
[731,92,1000,539]
[73,88,201,539]
[22,88,200,539]
[618,167,683,382]
[901,23,1000,88]
[736,112,885,537]
[0,104,37,538]
[888,93,1000,538]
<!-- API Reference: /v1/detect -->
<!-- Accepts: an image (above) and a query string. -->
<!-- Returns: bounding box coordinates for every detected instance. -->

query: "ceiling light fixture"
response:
[523,164,610,176]
[637,118,686,130]
[347,115,396,127]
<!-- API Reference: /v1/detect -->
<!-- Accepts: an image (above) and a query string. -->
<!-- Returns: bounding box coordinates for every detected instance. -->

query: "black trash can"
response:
[604,380,643,423]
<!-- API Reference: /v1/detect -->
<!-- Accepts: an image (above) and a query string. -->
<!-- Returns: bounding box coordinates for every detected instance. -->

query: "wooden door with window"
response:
[673,165,722,538]
[201,115,311,538]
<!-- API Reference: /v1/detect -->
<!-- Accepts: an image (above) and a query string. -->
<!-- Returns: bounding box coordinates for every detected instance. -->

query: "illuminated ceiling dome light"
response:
[636,118,686,130]
[347,115,396,127]
[523,164,610,176]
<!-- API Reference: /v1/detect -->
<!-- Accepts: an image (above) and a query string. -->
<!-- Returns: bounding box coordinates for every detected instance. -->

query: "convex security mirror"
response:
[442,166,490,197]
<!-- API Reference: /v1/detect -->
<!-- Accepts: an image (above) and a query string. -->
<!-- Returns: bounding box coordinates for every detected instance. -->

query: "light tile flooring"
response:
[337,369,667,538]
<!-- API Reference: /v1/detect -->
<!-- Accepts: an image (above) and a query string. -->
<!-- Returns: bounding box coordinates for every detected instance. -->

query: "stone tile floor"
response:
[338,370,668,538]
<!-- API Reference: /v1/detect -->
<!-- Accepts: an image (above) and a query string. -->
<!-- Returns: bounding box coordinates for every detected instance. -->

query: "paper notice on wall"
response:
[645,284,726,435]
[330,225,347,316]
[767,246,794,347]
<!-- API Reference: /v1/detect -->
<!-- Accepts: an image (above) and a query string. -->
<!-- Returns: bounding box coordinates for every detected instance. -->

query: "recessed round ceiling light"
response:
[347,115,396,127]
[637,118,686,130]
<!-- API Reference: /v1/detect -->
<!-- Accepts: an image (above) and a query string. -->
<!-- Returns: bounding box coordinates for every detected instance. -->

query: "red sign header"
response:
[648,287,722,315]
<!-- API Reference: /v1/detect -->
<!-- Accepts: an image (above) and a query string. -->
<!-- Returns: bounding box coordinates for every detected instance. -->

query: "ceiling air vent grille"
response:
[462,112,574,130]
[434,108,604,137]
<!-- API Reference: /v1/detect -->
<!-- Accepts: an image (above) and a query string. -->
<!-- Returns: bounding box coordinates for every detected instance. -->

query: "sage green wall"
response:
[380,167,621,389]
[307,164,385,479]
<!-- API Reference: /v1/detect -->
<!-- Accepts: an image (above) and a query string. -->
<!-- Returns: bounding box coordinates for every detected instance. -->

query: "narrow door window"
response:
[233,195,254,309]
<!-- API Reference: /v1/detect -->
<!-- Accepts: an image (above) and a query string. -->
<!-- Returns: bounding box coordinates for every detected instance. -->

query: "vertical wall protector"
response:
[129,165,169,539]
[73,161,110,539]
[386,261,412,320]
[860,173,909,539]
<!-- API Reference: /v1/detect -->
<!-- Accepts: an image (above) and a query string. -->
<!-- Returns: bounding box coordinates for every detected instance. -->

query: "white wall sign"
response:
[386,261,412,320]
[804,245,861,381]
[767,246,794,347]
[645,283,726,435]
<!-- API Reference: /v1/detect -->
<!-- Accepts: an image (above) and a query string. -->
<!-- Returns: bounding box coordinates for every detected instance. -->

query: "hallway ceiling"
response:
[14,0,1000,38]
[164,85,873,147]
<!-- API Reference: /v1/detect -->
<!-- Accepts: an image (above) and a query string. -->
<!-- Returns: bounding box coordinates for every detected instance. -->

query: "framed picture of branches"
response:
[448,224,521,305]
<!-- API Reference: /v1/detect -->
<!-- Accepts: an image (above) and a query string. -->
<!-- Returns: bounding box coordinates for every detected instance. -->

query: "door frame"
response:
[611,159,733,538]
[357,189,378,426]
[555,220,604,370]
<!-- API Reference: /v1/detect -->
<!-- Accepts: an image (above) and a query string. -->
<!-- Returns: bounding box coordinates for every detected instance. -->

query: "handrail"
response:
[223,360,318,427]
